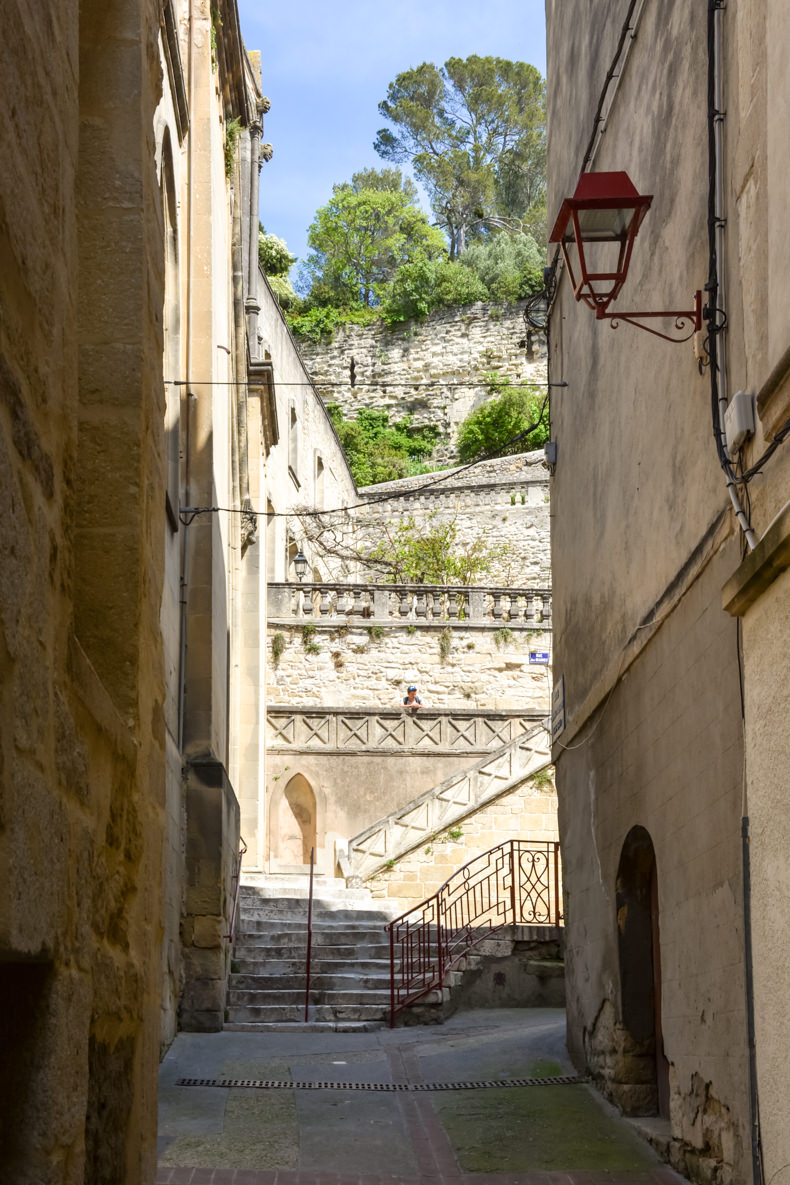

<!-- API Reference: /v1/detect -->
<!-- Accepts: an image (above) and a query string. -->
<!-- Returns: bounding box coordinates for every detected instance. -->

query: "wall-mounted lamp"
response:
[550,171,702,343]
[293,547,309,582]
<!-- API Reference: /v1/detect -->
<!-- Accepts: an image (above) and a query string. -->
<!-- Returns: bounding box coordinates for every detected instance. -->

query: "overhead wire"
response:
[178,388,553,526]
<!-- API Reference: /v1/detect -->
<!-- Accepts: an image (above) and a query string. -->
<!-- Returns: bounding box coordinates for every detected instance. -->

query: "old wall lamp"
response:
[549,170,702,343]
[293,547,309,582]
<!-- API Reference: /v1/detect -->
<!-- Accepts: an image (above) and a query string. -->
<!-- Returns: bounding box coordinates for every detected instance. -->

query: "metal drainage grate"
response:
[176,1075,585,1092]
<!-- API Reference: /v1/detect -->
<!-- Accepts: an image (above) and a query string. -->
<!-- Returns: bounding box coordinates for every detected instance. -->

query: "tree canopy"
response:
[375,55,546,257]
[297,168,446,309]
[363,513,500,584]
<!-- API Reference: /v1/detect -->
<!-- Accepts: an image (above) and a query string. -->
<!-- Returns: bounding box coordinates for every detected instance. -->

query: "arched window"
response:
[288,403,299,485]
[315,453,324,509]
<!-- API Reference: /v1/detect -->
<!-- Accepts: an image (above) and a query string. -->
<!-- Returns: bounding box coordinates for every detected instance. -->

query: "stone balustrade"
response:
[268,582,552,626]
[267,706,547,754]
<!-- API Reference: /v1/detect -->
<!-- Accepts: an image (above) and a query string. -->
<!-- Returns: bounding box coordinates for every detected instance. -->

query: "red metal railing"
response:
[225,836,247,942]
[388,839,562,1025]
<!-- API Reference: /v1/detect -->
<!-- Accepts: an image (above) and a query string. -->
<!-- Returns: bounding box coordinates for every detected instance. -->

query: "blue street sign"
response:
[529,651,550,665]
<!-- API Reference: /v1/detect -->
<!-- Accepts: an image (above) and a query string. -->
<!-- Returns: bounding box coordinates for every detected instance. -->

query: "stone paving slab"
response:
[156,1171,684,1184]
[158,1010,689,1185]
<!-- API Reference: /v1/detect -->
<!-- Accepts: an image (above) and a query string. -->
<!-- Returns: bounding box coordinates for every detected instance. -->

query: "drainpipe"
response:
[245,111,263,358]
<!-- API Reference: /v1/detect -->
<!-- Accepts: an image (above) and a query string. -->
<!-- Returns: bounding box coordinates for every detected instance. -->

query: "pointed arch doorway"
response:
[272,773,317,869]
[616,825,670,1117]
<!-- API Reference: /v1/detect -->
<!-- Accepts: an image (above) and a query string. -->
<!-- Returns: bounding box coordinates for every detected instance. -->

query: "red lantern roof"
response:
[550,171,653,243]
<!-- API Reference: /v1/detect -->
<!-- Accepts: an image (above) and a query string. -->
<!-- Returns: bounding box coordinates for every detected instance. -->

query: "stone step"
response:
[234,958,391,976]
[224,1020,385,1033]
[240,876,371,901]
[230,972,391,991]
[226,1002,390,1023]
[234,930,389,949]
[238,910,393,929]
[227,988,391,1007]
[234,949,391,968]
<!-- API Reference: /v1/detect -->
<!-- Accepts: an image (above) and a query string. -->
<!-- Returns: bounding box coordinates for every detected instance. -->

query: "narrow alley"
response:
[157,1009,682,1184]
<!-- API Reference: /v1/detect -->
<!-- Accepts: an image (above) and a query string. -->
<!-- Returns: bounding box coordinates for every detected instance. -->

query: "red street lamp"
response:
[550,170,702,343]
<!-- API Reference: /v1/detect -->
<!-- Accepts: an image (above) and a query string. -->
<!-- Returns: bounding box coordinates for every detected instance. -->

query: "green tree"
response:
[383,258,488,324]
[326,405,440,486]
[298,169,446,308]
[459,232,544,302]
[364,513,499,584]
[375,56,546,257]
[456,373,549,462]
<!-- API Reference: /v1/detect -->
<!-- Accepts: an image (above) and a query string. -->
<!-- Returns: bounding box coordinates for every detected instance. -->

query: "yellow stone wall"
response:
[368,773,558,915]
[0,0,167,1180]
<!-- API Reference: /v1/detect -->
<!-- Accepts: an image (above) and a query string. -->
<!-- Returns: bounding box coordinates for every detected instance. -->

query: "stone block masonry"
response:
[266,621,552,711]
[367,770,559,916]
[297,301,547,459]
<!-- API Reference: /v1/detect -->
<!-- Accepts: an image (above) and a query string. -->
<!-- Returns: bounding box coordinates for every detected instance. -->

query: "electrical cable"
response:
[166,379,564,389]
[178,390,552,526]
[706,0,757,548]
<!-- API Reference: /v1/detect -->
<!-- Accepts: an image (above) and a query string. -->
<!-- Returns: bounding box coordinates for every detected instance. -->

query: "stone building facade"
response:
[546,3,790,1183]
[0,0,286,1178]
[1,0,170,1179]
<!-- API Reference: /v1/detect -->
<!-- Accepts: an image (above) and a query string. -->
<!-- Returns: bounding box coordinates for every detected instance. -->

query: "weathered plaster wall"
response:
[556,547,749,1182]
[368,771,558,914]
[297,301,547,458]
[0,0,166,1180]
[723,11,790,1178]
[546,3,753,1181]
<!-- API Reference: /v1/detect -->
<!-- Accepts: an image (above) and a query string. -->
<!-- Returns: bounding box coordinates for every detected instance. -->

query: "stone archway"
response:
[276,773,317,867]
[616,824,669,1117]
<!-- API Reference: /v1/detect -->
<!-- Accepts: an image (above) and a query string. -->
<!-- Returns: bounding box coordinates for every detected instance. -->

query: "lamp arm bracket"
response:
[599,290,703,344]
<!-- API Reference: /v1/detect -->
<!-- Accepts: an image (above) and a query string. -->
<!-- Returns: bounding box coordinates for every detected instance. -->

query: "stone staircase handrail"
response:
[346,722,552,882]
[268,582,551,626]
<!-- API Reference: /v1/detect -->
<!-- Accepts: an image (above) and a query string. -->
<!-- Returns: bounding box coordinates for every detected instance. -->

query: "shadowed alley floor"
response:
[157,1009,685,1185]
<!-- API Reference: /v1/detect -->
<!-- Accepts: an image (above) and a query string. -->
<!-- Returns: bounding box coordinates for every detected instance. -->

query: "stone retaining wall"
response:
[297,301,547,459]
[266,620,553,711]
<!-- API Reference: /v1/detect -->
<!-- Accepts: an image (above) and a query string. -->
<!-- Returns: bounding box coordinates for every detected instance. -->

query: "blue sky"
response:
[238,0,547,267]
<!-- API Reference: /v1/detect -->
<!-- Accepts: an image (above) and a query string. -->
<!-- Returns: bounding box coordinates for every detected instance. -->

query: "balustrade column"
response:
[373,587,390,619]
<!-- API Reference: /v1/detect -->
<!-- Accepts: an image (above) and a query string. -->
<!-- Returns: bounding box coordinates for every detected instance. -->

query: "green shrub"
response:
[383,259,488,325]
[286,304,378,343]
[271,632,286,665]
[224,117,242,178]
[456,372,549,462]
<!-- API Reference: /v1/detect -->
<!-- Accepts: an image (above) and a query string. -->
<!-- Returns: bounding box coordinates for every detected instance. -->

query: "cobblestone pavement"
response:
[157,1010,686,1185]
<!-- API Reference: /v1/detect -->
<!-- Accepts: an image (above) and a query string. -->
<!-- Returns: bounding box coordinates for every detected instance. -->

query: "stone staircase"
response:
[225,875,401,1031]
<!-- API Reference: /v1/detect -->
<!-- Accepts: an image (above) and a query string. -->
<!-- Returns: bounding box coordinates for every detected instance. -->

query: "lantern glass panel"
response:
[575,206,636,240]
